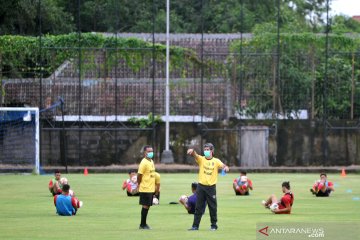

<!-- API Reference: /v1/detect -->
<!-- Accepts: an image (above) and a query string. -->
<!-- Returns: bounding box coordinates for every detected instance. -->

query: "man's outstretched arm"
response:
[187,149,198,158]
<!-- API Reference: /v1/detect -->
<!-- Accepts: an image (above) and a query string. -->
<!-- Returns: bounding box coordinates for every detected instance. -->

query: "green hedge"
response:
[0,33,199,78]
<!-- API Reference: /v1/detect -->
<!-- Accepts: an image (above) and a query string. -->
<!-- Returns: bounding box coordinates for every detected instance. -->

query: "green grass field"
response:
[0,173,359,240]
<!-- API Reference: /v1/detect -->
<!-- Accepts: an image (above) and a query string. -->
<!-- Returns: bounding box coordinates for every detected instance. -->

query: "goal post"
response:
[0,107,40,174]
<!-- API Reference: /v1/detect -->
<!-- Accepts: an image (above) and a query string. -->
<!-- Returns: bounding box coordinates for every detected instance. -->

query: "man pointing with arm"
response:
[187,143,229,231]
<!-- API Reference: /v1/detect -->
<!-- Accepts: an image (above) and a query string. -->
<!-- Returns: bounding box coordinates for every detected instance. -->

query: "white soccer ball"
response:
[79,201,83,208]
[153,197,159,205]
[179,195,188,202]
[270,203,279,211]
[131,175,137,183]
[69,189,75,197]
[60,177,68,185]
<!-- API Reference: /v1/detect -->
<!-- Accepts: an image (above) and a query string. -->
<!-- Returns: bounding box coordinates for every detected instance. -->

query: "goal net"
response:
[0,107,40,174]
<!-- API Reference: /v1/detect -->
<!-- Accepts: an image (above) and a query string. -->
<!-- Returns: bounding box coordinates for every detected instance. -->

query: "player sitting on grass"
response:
[310,173,334,197]
[58,177,76,196]
[54,184,83,216]
[233,171,253,195]
[262,181,294,214]
[48,170,63,196]
[179,182,206,214]
[122,170,139,196]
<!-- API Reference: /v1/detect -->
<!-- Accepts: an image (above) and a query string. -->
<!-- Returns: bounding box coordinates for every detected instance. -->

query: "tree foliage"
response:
[0,0,346,35]
[229,32,360,119]
[0,0,74,35]
[331,15,360,34]
[0,33,200,78]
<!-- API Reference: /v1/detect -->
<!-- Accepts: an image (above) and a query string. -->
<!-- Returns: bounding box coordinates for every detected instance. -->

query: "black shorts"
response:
[316,189,331,197]
[127,191,140,197]
[139,192,153,206]
[235,190,250,196]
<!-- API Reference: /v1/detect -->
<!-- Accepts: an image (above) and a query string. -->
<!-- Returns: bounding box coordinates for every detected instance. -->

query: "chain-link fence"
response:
[1,0,359,168]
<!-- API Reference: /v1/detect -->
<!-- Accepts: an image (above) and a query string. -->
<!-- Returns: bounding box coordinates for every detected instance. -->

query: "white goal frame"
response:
[0,107,40,174]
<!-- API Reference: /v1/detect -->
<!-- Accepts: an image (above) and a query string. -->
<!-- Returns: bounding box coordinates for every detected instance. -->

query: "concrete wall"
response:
[40,120,360,166]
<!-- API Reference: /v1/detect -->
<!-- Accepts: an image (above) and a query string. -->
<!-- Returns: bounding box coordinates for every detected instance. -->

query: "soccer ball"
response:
[79,201,83,208]
[69,189,75,197]
[179,195,188,203]
[153,197,159,205]
[270,203,279,211]
[131,175,137,183]
[240,176,248,182]
[60,177,68,185]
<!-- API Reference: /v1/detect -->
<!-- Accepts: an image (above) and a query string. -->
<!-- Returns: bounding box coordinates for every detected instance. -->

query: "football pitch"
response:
[0,173,359,240]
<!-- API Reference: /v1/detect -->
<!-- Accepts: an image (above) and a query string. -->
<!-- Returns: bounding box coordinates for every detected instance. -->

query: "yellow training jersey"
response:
[195,154,224,186]
[154,172,160,185]
[138,158,156,193]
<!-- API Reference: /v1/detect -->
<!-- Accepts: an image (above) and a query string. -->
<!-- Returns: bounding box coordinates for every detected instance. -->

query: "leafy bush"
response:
[0,33,198,78]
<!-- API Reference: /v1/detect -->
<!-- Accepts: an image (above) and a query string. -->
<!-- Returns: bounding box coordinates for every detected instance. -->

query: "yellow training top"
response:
[138,158,156,193]
[195,154,224,186]
[154,172,160,185]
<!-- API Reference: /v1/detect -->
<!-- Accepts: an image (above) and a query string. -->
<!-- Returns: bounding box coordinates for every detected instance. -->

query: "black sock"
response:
[141,207,149,226]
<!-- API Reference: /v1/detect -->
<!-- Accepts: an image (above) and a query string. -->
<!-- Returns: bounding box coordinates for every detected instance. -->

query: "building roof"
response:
[352,16,360,22]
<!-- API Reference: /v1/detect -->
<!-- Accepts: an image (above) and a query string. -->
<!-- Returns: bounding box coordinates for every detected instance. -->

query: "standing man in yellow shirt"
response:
[153,172,161,204]
[187,143,229,231]
[137,145,156,230]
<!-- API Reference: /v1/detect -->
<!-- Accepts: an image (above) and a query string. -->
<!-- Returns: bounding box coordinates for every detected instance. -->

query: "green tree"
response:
[315,56,357,119]
[0,0,74,35]
[331,15,360,34]
[287,0,327,31]
[0,0,334,34]
[230,32,360,119]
